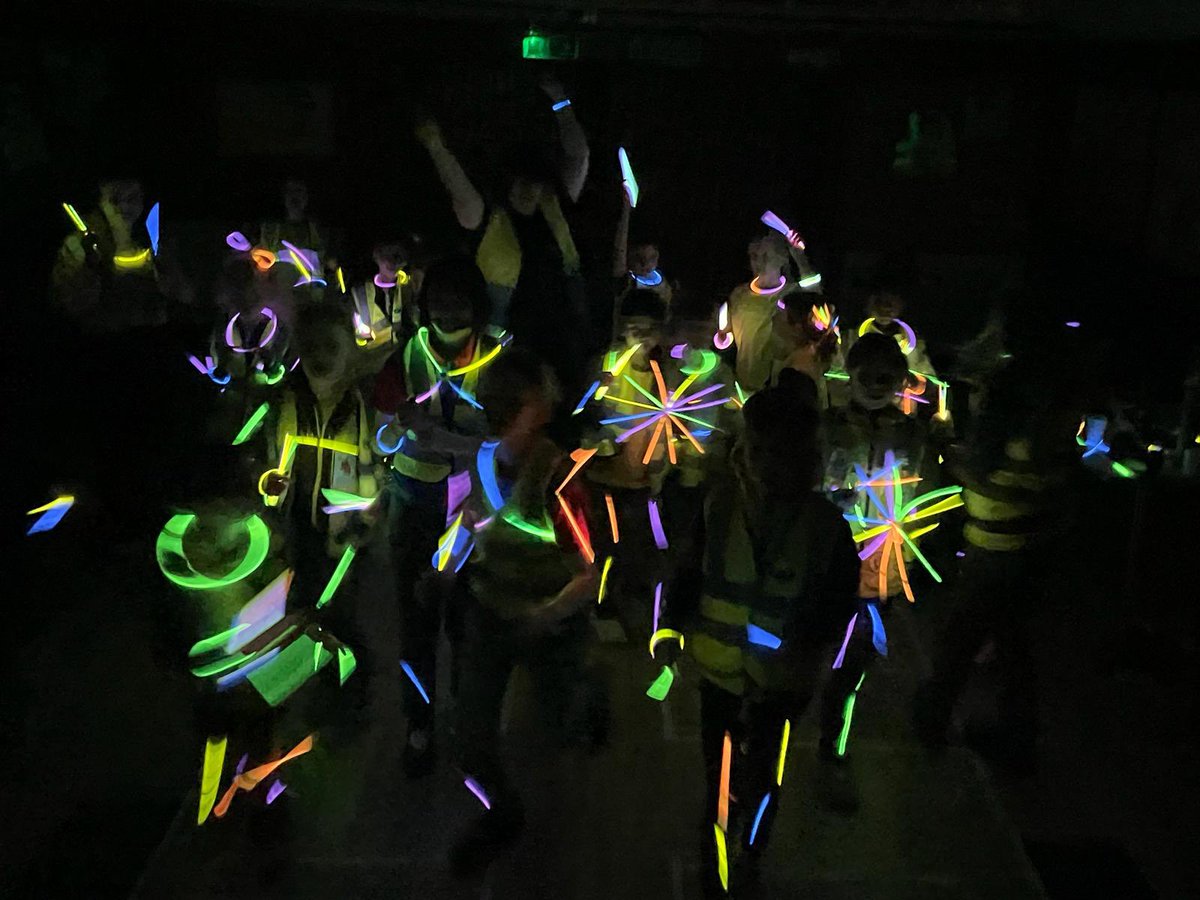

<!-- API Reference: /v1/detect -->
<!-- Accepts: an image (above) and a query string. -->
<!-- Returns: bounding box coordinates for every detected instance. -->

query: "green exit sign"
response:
[522,30,578,60]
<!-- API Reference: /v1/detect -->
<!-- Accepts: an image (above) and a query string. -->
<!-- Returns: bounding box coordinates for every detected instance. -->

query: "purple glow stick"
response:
[674,382,726,405]
[615,411,664,444]
[858,531,889,562]
[228,569,291,653]
[761,210,804,249]
[670,343,687,359]
[464,777,492,810]
[235,753,248,775]
[214,647,280,691]
[226,231,251,251]
[832,613,858,670]
[415,382,440,404]
[652,582,663,633]
[648,499,668,550]
[280,240,315,275]
[446,470,472,524]
[265,780,286,805]
[187,354,209,374]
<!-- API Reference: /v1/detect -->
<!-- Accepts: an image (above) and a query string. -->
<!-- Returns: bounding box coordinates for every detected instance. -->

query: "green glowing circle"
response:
[156,513,271,590]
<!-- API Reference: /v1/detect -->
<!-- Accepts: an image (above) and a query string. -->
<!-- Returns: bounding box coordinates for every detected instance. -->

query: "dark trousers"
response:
[387,472,459,731]
[456,605,595,808]
[818,603,880,755]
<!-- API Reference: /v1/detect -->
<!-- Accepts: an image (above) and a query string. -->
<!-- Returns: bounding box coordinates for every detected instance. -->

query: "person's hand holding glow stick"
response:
[761,210,805,250]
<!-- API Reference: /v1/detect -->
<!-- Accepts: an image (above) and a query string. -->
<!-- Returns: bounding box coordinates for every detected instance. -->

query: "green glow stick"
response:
[646,665,675,701]
[824,370,851,381]
[898,485,963,520]
[895,525,943,583]
[835,673,866,757]
[337,647,357,685]
[622,373,664,407]
[679,349,719,377]
[1111,461,1136,478]
[62,202,88,233]
[190,625,299,678]
[188,624,250,658]
[157,514,271,590]
[232,402,270,446]
[316,545,357,609]
[502,511,557,542]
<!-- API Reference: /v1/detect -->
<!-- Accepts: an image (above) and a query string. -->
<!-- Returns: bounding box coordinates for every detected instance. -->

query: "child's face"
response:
[619,316,663,354]
[102,181,144,226]
[427,291,474,349]
[301,328,351,391]
[373,245,405,278]
[503,387,552,457]
[629,243,660,277]
[508,177,546,216]
[869,291,904,324]
[748,236,786,276]
[850,357,906,410]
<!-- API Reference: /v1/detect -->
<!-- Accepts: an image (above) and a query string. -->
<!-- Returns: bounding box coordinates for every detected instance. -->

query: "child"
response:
[663,371,858,896]
[347,238,421,368]
[372,257,504,777]
[770,292,845,408]
[851,269,936,379]
[611,185,673,337]
[722,229,822,393]
[451,348,600,876]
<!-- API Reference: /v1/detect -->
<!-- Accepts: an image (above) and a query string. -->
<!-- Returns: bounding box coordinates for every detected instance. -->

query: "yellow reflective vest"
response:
[475,195,580,289]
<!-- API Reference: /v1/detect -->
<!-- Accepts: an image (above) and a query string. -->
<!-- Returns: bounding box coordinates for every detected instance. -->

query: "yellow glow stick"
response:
[648,628,685,659]
[775,719,791,786]
[438,512,464,571]
[605,395,661,413]
[113,249,152,269]
[717,731,732,831]
[598,555,613,604]
[336,267,346,293]
[595,343,642,401]
[198,735,227,825]
[714,824,729,893]
[63,202,88,233]
[853,524,891,543]
[605,493,620,543]
[293,435,359,456]
[27,494,75,515]
[903,495,963,523]
[446,341,503,377]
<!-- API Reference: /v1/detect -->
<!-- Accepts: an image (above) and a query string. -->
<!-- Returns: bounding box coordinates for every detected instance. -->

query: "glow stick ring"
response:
[250,248,276,271]
[858,317,917,355]
[750,275,787,296]
[225,307,279,354]
[226,231,252,251]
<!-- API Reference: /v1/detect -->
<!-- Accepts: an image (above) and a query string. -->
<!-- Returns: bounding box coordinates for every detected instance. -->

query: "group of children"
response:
[53,78,1094,896]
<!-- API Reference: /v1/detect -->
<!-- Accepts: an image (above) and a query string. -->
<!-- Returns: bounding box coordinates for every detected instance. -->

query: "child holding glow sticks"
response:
[663,371,858,896]
[722,227,822,393]
[611,184,673,336]
[450,348,602,877]
[372,257,503,777]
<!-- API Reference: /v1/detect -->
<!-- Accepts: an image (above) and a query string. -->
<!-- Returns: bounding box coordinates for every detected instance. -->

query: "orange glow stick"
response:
[717,731,732,832]
[250,248,276,271]
[664,417,678,464]
[212,733,314,818]
[649,359,668,404]
[891,531,914,603]
[557,447,597,495]
[668,414,706,455]
[605,493,620,543]
[643,419,665,465]
[557,494,595,564]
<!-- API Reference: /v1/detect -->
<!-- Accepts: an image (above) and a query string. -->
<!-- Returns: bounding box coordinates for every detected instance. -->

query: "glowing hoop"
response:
[226,307,279,354]
[858,316,917,356]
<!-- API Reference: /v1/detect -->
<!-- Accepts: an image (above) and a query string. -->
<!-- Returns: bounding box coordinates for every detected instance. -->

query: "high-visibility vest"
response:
[962,439,1057,552]
[689,486,844,695]
[475,195,580,290]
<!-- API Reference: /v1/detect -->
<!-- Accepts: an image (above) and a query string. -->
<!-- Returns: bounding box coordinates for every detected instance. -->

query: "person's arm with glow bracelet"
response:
[541,74,589,203]
[414,118,485,231]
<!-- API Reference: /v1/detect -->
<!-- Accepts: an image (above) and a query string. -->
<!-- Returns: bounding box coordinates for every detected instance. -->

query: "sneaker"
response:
[449,801,526,878]
[402,728,436,779]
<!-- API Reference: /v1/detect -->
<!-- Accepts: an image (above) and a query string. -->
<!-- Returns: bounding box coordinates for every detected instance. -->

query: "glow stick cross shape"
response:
[618,147,639,207]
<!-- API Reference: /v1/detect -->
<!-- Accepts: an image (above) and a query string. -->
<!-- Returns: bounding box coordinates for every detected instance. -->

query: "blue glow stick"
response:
[400,660,431,704]
[749,793,772,846]
[476,441,505,512]
[146,202,160,255]
[453,540,475,573]
[866,603,888,657]
[746,623,782,650]
[375,422,404,455]
[599,411,658,426]
[26,496,75,535]
[573,380,600,415]
[214,647,280,691]
[618,147,639,207]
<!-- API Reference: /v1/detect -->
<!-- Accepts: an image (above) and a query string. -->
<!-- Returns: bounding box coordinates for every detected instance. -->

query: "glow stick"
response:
[857,531,888,560]
[898,485,962,520]
[215,647,280,690]
[375,422,404,455]
[232,402,270,446]
[477,441,505,512]
[895,526,943,583]
[776,718,791,785]
[557,494,595,563]
[717,731,732,831]
[26,495,75,535]
[187,354,208,374]
[652,581,664,633]
[680,349,720,378]
[1111,461,1135,478]
[280,240,315,279]
[618,146,639,207]
[632,269,663,286]
[648,628,685,659]
[646,665,674,701]
[188,624,250,658]
[414,382,440,404]
[146,202,160,255]
[749,793,771,846]
[671,343,687,359]
[316,545,357,608]
[198,735,227,825]
[447,341,503,377]
[598,555,613,604]
[835,675,865,758]
[265,780,286,805]
[250,248,275,270]
[893,533,915,603]
[62,202,88,233]
[902,495,963,523]
[557,447,596,495]
[746,623,782,650]
[605,493,620,543]
[113,249,152,269]
[643,419,665,465]
[336,267,347,293]
[464,777,491,810]
[648,498,668,549]
[437,513,464,572]
[225,308,279,354]
[713,824,729,893]
[798,272,822,288]
[226,231,251,251]
[157,514,271,590]
[213,734,314,818]
[338,646,356,685]
[749,274,786,296]
[400,659,432,705]
[714,302,733,350]
[878,532,893,599]
[858,317,917,356]
[760,210,803,249]
[866,603,888,657]
[503,511,557,542]
[447,469,473,520]
[832,613,858,670]
[292,434,359,456]
[573,380,600,415]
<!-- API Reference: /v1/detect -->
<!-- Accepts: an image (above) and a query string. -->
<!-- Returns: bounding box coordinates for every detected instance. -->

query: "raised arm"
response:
[415,119,485,231]
[612,190,631,278]
[540,75,589,203]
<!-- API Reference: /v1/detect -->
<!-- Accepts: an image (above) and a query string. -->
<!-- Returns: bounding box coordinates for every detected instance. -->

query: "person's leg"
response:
[818,619,876,760]
[698,679,743,896]
[738,687,811,858]
[525,613,609,750]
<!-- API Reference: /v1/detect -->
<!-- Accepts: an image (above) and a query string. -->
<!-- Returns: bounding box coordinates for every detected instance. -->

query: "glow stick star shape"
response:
[846,451,963,603]
[599,359,727,465]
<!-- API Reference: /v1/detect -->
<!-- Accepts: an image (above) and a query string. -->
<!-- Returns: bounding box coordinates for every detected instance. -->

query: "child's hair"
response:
[846,331,907,376]
[372,238,410,261]
[618,289,669,323]
[742,371,822,485]
[478,347,560,434]
[295,301,353,352]
[501,142,556,187]
[417,255,490,332]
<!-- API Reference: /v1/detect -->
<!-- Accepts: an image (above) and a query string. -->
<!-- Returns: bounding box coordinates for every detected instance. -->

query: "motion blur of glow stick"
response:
[835,674,865,758]
[618,146,639,207]
[265,780,286,805]
[749,793,771,846]
[113,249,152,269]
[316,545,357,609]
[226,231,252,251]
[573,380,600,415]
[832,613,858,670]
[648,628,685,659]
[746,623,782,650]
[776,718,791,785]
[714,303,733,350]
[232,402,270,446]
[605,493,620,543]
[717,731,732,831]
[400,660,431,704]
[213,734,314,819]
[62,202,88,233]
[866,603,888,657]
[760,209,804,250]
[26,495,75,535]
[713,824,729,893]
[146,202,160,255]
[556,494,595,563]
[648,498,669,549]
[321,487,375,515]
[646,665,674,701]
[198,735,227,825]
[338,646,357,685]
[798,272,822,288]
[598,556,613,603]
[556,447,596,495]
[464,777,491,810]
